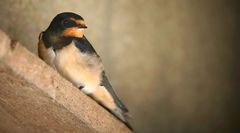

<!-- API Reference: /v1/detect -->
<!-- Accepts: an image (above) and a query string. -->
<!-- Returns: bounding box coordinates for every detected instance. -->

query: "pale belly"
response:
[54,44,103,94]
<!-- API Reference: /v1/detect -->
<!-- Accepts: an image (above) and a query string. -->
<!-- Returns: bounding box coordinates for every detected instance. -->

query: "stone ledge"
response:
[0,30,132,133]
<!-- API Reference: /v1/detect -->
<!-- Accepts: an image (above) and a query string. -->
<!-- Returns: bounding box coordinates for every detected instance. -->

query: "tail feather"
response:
[111,107,133,131]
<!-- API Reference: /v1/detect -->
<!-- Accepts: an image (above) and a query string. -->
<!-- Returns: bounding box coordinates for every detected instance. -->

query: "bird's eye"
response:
[62,19,75,27]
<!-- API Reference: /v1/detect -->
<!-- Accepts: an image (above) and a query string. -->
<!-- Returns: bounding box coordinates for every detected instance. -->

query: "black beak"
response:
[78,24,87,29]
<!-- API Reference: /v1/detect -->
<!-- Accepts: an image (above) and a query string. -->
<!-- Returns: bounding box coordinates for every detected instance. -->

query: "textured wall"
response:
[0,0,239,133]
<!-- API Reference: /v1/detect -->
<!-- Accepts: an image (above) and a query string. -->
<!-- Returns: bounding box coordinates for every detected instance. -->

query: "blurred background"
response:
[0,0,239,132]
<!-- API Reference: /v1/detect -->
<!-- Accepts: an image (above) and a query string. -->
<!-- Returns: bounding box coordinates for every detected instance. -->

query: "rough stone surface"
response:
[0,30,132,133]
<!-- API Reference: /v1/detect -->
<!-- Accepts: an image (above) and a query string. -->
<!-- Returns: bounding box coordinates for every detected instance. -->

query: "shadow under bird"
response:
[38,12,132,130]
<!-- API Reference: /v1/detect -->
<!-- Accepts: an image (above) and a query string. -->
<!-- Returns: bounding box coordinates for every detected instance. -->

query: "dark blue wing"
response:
[101,71,129,112]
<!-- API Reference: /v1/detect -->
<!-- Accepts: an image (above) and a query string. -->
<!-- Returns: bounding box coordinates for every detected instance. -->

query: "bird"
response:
[38,12,132,130]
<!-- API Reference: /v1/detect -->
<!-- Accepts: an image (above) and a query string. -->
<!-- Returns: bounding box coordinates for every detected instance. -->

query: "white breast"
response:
[54,42,103,94]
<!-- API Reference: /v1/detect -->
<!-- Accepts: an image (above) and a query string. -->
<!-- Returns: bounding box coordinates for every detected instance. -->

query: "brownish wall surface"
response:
[0,0,239,132]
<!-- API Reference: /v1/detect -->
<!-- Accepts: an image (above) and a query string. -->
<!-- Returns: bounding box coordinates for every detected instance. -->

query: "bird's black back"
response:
[74,36,97,54]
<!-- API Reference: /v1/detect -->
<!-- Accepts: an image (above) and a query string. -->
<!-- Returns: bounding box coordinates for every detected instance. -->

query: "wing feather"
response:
[101,71,129,112]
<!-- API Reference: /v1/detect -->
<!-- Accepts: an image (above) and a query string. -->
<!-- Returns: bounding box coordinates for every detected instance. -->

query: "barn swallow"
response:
[38,12,132,129]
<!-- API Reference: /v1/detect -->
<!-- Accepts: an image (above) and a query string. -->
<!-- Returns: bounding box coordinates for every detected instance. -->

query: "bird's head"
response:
[43,12,87,49]
[46,12,87,38]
